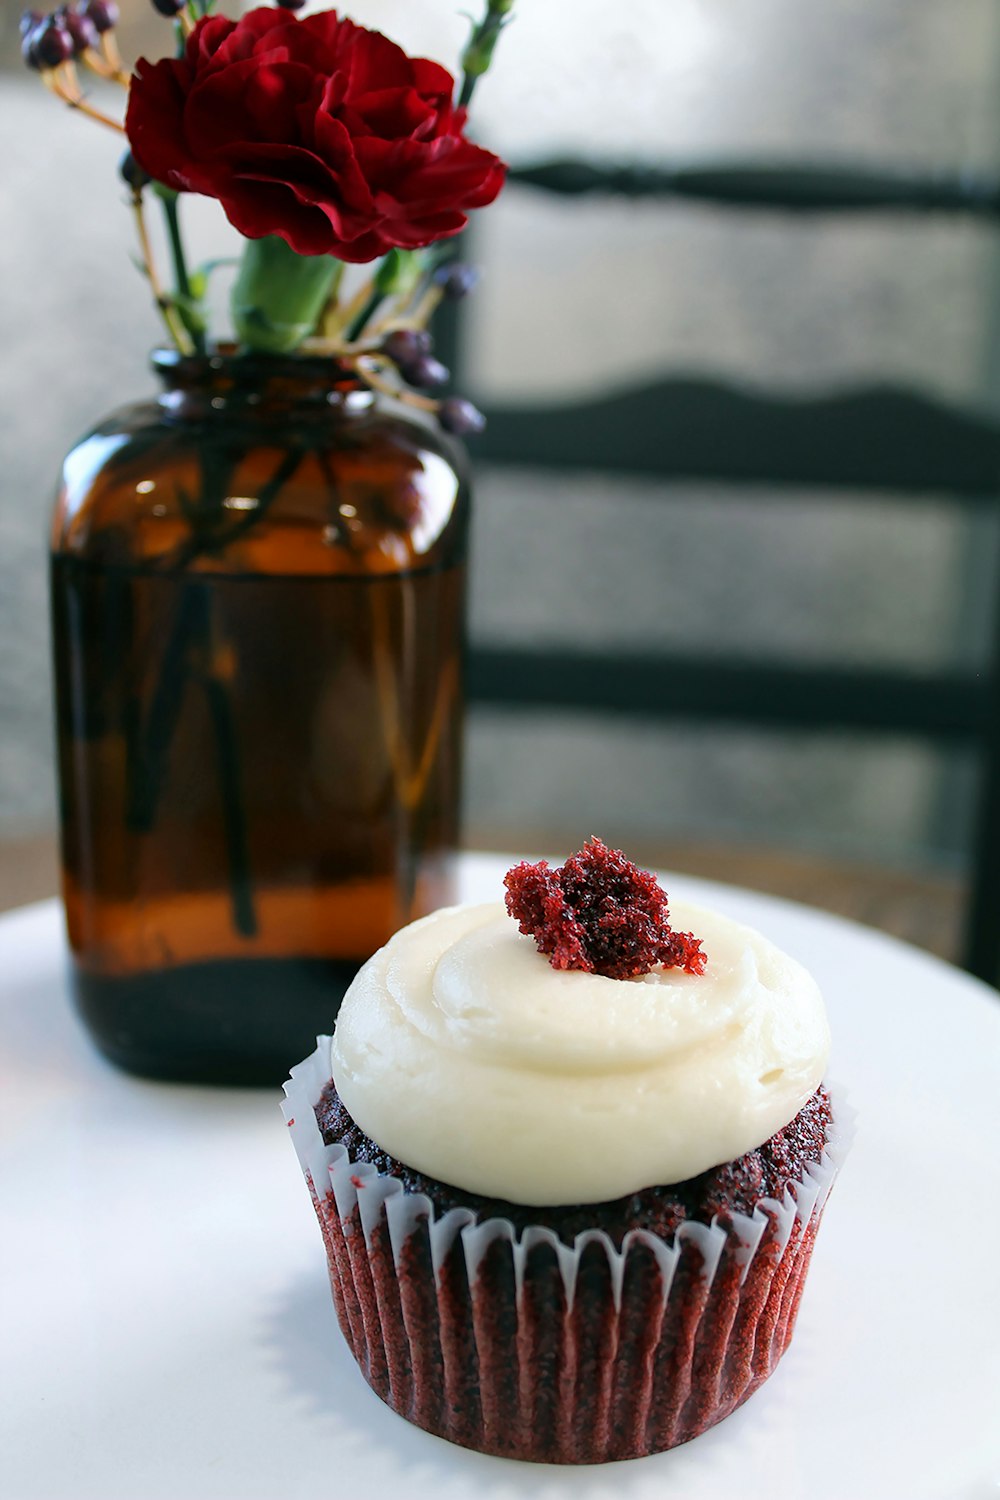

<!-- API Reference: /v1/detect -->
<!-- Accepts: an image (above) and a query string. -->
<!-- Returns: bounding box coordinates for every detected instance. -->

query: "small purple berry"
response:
[81,0,118,30]
[20,17,45,67]
[57,4,100,54]
[382,329,433,366]
[21,32,43,68]
[433,262,480,300]
[401,354,450,392]
[32,17,75,67]
[438,397,486,437]
[150,0,186,15]
[119,149,150,191]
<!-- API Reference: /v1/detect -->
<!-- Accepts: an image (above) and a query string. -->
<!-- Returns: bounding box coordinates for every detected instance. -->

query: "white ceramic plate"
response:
[2,857,999,1500]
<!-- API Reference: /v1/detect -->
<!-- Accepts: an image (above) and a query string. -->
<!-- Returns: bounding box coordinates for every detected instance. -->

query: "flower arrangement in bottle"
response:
[22,0,512,431]
[30,0,513,1084]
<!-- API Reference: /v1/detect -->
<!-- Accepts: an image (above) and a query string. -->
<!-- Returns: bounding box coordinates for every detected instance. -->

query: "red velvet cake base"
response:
[284,1048,847,1465]
[314,1178,822,1461]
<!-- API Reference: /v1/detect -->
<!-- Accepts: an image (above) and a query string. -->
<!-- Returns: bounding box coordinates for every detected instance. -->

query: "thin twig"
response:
[131,191,193,354]
[99,30,130,83]
[315,260,346,340]
[78,46,127,84]
[331,277,377,342]
[43,69,125,132]
[407,284,444,331]
[352,256,444,344]
[352,356,439,412]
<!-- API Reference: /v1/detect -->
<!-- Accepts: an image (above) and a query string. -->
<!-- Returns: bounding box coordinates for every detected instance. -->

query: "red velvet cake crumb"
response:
[503,837,706,979]
[314,1081,834,1248]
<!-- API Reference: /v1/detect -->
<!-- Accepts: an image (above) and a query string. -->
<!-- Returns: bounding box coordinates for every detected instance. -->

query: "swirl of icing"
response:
[331,900,830,1206]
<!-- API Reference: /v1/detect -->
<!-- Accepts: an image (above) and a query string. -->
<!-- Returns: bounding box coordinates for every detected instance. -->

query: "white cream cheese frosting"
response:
[330,900,830,1206]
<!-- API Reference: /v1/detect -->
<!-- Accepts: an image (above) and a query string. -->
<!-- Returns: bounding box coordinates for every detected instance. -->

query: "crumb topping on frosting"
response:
[503,837,706,980]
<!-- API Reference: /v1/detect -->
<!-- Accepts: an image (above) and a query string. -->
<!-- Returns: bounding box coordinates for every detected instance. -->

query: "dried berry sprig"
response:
[56,4,99,57]
[381,330,433,367]
[434,262,481,300]
[22,0,506,380]
[345,351,486,437]
[22,3,128,87]
[149,0,197,42]
[504,838,707,980]
[21,9,127,128]
[58,2,128,81]
[83,0,119,32]
[22,13,71,68]
[294,255,487,436]
[438,397,486,436]
[21,4,211,355]
[353,255,478,352]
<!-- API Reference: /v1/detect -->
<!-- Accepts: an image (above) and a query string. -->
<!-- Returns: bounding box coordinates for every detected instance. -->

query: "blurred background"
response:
[3,0,1000,958]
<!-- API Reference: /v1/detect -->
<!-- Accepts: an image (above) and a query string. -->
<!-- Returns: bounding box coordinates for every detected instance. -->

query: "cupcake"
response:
[283,839,850,1464]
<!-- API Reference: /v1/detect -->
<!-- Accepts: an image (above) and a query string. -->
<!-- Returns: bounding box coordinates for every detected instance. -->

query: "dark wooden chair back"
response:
[452,160,1000,985]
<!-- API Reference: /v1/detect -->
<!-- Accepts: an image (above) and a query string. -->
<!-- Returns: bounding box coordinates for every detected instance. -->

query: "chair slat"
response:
[467,647,987,739]
[470,380,1000,495]
[509,158,1000,217]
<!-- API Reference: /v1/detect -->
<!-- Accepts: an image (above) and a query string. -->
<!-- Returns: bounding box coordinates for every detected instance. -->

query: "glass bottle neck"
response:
[151,346,373,419]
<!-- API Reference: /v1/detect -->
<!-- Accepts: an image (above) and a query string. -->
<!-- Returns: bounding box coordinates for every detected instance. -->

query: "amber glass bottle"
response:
[50,350,468,1084]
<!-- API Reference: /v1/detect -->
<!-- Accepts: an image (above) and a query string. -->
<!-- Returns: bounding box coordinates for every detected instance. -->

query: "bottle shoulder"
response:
[50,395,470,576]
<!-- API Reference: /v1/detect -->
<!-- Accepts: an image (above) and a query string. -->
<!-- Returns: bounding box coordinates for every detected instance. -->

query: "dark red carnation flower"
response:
[125,7,506,261]
[504,838,707,980]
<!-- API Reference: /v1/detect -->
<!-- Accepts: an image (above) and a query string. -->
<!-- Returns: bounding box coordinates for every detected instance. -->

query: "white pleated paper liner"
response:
[283,1039,854,1463]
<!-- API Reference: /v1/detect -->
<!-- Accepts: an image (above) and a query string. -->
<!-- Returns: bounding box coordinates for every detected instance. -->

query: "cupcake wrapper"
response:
[283,1040,853,1464]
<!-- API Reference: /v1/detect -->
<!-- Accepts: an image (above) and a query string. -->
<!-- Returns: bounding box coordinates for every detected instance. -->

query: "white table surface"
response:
[2,855,999,1500]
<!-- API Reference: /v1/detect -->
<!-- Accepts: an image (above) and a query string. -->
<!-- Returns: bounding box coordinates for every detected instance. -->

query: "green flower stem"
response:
[459,0,515,110]
[345,288,383,343]
[232,235,341,354]
[155,187,206,356]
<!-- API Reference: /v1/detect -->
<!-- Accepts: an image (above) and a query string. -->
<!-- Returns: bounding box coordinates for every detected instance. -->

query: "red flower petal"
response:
[124,4,505,259]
